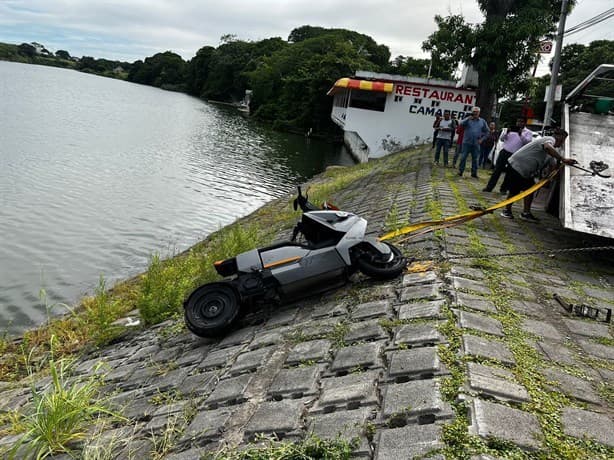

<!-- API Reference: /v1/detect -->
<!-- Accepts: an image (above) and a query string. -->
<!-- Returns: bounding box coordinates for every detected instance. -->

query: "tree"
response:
[558,40,614,96]
[288,25,327,43]
[196,37,288,102]
[17,43,36,58]
[55,50,71,60]
[246,30,385,133]
[527,40,614,121]
[127,51,186,89]
[78,56,102,72]
[185,46,215,97]
[385,55,452,80]
[423,1,574,120]
[288,26,390,67]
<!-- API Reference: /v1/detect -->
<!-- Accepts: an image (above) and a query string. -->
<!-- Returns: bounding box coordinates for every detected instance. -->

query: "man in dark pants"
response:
[500,128,576,221]
[458,107,489,178]
[483,118,532,193]
[434,111,454,166]
[431,114,441,149]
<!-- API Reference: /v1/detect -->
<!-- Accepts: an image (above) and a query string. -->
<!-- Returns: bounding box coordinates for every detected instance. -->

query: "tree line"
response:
[0,42,132,79]
[125,26,449,134]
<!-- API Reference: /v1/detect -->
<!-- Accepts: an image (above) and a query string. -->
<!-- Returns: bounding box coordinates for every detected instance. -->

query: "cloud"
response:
[0,0,609,63]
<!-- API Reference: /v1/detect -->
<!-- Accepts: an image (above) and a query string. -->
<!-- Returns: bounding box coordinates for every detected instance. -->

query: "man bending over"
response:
[500,128,576,221]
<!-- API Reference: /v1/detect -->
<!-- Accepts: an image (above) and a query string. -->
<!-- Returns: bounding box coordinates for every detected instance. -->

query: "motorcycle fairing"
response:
[269,246,347,297]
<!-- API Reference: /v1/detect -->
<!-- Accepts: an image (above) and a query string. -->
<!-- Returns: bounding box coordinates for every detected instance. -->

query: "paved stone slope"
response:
[1,148,612,459]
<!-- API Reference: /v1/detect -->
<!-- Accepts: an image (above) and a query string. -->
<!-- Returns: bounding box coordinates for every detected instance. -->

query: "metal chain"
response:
[440,245,614,260]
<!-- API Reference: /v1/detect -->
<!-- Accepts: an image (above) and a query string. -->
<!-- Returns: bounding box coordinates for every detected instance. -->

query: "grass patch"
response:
[6,337,122,459]
[203,434,357,460]
[138,223,266,326]
[328,322,350,348]
[597,382,614,405]
[81,276,126,346]
[137,251,201,326]
[384,202,401,233]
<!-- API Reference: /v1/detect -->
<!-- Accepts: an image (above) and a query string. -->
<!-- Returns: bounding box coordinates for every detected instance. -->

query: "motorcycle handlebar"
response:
[293,186,320,212]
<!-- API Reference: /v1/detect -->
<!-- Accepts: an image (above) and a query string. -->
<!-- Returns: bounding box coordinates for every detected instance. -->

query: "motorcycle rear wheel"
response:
[356,242,407,280]
[184,282,240,337]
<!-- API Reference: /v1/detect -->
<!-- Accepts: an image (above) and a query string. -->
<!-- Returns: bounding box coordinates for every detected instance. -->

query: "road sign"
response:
[544,85,562,102]
[539,41,553,54]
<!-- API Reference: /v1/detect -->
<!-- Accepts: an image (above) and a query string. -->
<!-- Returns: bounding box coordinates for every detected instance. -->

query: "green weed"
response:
[137,223,266,326]
[328,322,350,348]
[8,338,121,459]
[81,276,126,345]
[363,421,376,442]
[81,426,128,460]
[597,381,614,405]
[136,251,200,326]
[384,203,400,232]
[149,414,184,459]
[203,434,357,460]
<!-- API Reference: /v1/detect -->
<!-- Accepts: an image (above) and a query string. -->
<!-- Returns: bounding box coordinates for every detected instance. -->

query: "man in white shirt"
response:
[434,111,455,166]
[500,128,577,221]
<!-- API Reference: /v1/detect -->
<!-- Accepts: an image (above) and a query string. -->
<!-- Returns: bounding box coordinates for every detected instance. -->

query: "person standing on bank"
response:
[432,114,441,149]
[452,122,463,168]
[450,113,459,146]
[458,106,489,178]
[479,122,498,169]
[483,118,532,193]
[500,128,576,221]
[434,111,455,166]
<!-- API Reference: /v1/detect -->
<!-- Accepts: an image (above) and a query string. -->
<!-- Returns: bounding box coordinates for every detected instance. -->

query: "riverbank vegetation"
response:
[0,42,131,79]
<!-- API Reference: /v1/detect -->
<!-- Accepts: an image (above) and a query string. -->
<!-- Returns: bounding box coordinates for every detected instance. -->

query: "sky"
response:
[0,0,612,74]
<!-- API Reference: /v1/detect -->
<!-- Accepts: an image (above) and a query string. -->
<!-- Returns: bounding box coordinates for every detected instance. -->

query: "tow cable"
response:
[438,245,614,260]
[553,293,612,323]
[571,160,611,178]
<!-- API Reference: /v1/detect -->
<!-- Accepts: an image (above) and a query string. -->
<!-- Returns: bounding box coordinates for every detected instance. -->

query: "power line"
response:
[564,8,614,36]
[565,11,613,36]
[566,7,613,32]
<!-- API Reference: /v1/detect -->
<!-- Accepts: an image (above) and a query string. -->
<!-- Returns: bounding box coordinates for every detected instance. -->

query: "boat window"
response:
[349,89,386,112]
[334,91,349,108]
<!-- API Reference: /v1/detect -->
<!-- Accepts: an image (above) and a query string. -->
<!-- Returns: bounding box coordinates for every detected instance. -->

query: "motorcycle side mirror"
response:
[294,185,303,211]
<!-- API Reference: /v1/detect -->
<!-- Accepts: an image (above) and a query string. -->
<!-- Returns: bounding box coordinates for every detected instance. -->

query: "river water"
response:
[0,61,352,335]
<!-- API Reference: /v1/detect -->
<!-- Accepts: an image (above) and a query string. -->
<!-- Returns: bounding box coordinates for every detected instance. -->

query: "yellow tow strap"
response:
[379,165,563,242]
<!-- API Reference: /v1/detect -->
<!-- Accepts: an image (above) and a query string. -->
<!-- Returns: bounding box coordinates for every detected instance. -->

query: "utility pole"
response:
[544,0,569,127]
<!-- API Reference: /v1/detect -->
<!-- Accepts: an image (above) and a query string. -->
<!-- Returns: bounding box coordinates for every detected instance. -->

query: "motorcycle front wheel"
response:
[355,242,407,280]
[184,282,240,337]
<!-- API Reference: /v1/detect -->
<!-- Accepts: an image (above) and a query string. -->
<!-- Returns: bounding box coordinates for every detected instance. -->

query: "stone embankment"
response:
[1,148,612,459]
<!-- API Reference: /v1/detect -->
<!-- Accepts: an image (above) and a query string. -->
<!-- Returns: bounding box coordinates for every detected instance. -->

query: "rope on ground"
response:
[380,165,564,242]
[441,245,614,260]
